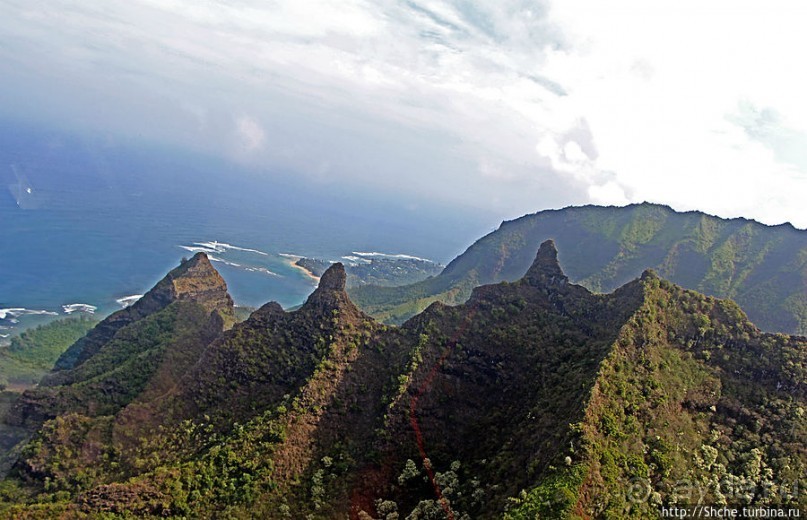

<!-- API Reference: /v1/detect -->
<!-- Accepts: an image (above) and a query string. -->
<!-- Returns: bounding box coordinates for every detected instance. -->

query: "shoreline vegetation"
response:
[0,316,97,392]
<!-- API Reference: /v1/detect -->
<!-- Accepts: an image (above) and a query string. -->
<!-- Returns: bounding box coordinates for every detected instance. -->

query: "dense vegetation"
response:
[5,254,234,430]
[350,203,807,335]
[570,275,805,517]
[7,301,226,429]
[0,317,96,391]
[0,245,804,518]
[52,252,235,373]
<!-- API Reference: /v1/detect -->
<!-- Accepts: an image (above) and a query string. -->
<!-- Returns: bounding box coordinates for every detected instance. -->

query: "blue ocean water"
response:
[0,121,495,335]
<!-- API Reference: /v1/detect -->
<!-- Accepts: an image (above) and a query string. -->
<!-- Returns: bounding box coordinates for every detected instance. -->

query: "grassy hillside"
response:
[5,254,235,432]
[8,302,226,427]
[0,318,96,391]
[508,274,805,518]
[52,252,234,373]
[350,203,807,335]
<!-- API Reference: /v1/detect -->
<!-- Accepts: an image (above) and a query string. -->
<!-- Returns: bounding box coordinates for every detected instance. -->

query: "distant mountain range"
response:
[1,241,804,517]
[350,203,807,335]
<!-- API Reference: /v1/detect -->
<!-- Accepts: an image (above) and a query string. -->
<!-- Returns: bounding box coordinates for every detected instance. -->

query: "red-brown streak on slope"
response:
[572,469,594,520]
[408,305,478,520]
[349,457,396,519]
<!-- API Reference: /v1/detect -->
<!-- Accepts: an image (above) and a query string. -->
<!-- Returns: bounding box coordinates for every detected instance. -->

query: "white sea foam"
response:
[116,295,144,308]
[195,241,268,256]
[220,243,268,256]
[62,303,97,315]
[278,253,301,259]
[191,241,226,253]
[179,242,284,278]
[179,245,220,254]
[208,255,242,268]
[180,240,270,260]
[244,266,280,277]
[0,334,9,339]
[351,252,433,262]
[342,255,372,264]
[0,308,59,320]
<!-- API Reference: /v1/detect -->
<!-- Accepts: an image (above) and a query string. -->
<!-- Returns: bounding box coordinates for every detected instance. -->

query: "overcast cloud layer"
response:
[1,0,806,227]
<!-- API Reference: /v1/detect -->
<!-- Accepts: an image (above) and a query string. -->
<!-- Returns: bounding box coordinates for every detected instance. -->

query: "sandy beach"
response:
[279,254,321,283]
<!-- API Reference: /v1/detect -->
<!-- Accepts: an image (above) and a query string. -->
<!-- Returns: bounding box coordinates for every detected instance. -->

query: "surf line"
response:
[408,303,478,520]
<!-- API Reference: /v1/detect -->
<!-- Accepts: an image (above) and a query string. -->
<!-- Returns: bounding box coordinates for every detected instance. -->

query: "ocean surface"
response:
[0,121,496,336]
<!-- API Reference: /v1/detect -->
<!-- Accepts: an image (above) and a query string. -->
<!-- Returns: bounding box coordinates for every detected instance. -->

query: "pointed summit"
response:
[178,251,213,271]
[51,252,233,372]
[317,262,347,292]
[640,268,659,282]
[160,252,233,312]
[303,263,348,307]
[301,263,364,318]
[524,240,568,287]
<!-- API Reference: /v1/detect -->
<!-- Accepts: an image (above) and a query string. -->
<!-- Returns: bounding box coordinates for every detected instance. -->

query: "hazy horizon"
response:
[1,1,806,231]
[2,1,807,334]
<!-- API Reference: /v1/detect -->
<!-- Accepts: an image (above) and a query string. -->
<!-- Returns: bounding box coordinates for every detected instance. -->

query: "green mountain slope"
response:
[0,318,96,391]
[565,271,805,518]
[50,252,236,374]
[4,253,235,429]
[350,203,807,335]
[0,242,803,518]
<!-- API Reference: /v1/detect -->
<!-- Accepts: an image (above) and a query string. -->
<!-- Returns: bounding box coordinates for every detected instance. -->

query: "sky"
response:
[1,0,806,228]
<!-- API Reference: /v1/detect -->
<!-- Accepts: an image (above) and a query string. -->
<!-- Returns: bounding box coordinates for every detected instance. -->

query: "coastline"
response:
[279,254,321,283]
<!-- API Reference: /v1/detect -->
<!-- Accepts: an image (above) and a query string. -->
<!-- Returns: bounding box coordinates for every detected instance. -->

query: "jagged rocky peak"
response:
[155,252,233,313]
[640,268,659,281]
[317,262,347,291]
[49,253,233,373]
[524,239,568,287]
[301,262,363,317]
[176,251,215,273]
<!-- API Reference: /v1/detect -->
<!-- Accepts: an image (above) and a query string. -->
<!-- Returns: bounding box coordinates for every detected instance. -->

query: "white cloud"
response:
[588,181,630,207]
[236,115,265,152]
[0,0,805,227]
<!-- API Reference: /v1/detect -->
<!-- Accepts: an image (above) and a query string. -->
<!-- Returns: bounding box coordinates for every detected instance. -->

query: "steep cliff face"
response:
[152,262,379,431]
[49,252,234,375]
[4,253,234,428]
[1,247,804,519]
[332,241,646,518]
[565,274,806,518]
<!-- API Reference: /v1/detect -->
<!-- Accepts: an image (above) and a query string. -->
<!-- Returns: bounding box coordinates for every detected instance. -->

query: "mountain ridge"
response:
[48,252,234,377]
[350,203,807,335]
[0,240,804,518]
[4,253,235,429]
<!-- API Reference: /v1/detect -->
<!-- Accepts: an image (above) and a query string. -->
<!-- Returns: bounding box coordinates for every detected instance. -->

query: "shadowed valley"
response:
[0,241,804,518]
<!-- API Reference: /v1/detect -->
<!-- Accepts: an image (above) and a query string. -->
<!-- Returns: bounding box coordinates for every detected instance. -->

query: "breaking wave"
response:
[62,304,97,314]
